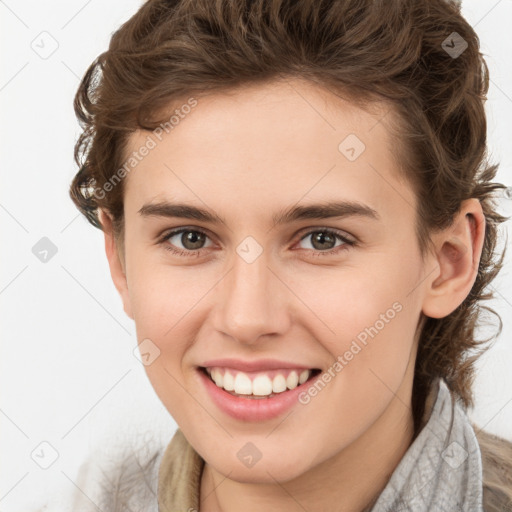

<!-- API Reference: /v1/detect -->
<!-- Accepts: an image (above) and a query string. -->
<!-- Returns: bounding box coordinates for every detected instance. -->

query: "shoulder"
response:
[70,438,166,512]
[69,428,202,512]
[474,426,512,511]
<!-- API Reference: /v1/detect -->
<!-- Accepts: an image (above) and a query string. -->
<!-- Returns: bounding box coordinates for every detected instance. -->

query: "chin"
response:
[202,436,320,483]
[212,456,309,484]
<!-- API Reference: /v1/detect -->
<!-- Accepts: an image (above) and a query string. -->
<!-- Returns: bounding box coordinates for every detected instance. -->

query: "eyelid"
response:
[158,224,356,242]
[158,224,357,255]
[157,224,213,240]
[157,226,357,247]
[295,225,356,244]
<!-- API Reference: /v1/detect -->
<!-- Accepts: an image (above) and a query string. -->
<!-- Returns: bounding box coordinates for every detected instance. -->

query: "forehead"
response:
[121,78,416,227]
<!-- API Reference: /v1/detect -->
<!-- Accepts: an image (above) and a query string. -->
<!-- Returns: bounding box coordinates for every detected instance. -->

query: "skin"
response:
[99,78,485,512]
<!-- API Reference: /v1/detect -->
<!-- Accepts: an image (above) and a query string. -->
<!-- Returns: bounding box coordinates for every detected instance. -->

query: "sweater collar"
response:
[368,377,483,511]
[157,378,483,511]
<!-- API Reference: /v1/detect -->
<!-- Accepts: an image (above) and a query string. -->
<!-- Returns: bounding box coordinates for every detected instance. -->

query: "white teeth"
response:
[252,375,274,396]
[206,368,313,397]
[211,368,223,387]
[272,374,287,393]
[223,370,235,391]
[286,371,299,390]
[299,370,309,385]
[234,372,253,395]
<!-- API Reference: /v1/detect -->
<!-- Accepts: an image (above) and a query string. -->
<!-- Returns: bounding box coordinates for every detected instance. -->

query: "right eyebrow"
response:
[138,202,224,223]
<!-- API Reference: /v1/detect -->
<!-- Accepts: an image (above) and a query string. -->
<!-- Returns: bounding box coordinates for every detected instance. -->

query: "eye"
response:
[159,228,214,257]
[158,226,355,258]
[295,228,355,256]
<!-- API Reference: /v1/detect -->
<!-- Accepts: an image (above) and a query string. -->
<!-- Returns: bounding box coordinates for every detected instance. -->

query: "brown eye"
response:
[161,228,213,256]
[309,231,337,250]
[177,230,207,250]
[296,228,355,255]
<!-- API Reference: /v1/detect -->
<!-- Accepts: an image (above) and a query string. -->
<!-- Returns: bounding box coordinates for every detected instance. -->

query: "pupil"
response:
[313,232,334,250]
[183,231,204,249]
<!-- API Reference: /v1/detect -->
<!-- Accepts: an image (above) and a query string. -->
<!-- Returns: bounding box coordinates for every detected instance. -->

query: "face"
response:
[108,78,434,482]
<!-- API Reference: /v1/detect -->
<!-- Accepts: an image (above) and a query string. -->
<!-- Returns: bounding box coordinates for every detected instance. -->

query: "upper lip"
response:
[200,358,318,372]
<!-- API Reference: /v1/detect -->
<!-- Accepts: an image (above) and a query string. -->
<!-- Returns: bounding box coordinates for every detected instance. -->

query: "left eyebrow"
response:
[137,200,380,225]
[271,200,380,225]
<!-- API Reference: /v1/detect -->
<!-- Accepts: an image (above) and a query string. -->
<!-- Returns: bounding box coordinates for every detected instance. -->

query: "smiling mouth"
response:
[199,366,322,399]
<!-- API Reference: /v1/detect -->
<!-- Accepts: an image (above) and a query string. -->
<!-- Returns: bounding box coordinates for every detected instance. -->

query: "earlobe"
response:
[98,209,134,320]
[421,199,485,319]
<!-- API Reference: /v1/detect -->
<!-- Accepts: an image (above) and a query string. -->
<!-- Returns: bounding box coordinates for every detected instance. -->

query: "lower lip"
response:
[197,368,319,422]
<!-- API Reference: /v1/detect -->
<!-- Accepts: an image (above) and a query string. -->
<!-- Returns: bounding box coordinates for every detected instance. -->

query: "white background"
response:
[1,0,511,510]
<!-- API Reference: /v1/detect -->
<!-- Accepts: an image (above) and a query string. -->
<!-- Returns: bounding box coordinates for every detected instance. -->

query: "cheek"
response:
[339,267,421,390]
[293,253,422,399]
[127,263,199,386]
[128,253,207,332]
[290,252,416,342]
[129,267,199,420]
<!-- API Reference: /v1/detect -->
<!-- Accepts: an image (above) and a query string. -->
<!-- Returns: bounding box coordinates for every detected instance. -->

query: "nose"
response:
[212,249,290,346]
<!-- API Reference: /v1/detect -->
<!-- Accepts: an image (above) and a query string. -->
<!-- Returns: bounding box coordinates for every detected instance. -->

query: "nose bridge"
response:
[214,245,287,344]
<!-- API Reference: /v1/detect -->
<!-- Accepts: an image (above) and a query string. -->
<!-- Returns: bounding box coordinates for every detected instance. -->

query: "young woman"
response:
[69,0,512,510]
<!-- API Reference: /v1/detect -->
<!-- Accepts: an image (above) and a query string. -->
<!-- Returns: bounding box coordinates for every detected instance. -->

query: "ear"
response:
[421,198,486,319]
[98,209,134,320]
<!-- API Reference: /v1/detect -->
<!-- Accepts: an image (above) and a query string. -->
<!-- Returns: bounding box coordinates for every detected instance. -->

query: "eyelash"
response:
[157,227,356,258]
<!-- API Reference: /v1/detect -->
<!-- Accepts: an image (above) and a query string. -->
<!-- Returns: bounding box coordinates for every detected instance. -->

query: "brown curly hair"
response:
[69,0,511,505]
